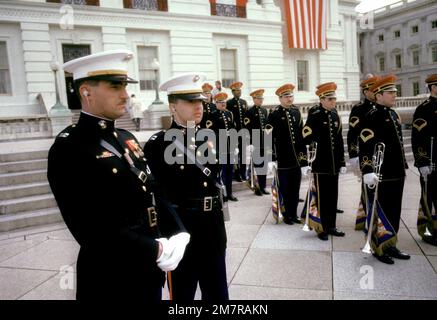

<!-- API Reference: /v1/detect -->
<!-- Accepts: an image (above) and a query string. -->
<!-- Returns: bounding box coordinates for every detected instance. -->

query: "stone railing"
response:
[0,115,52,141]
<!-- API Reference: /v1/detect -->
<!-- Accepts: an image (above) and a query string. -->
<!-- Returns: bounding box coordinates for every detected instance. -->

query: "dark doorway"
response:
[62,44,91,109]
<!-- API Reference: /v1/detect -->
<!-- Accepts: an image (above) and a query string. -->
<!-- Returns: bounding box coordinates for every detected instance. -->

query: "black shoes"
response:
[254,189,263,196]
[283,218,294,225]
[336,209,344,214]
[283,217,301,225]
[290,217,302,224]
[228,195,238,201]
[261,189,270,195]
[328,228,345,237]
[299,198,304,202]
[423,236,437,247]
[318,232,329,241]
[386,247,410,260]
[373,253,395,265]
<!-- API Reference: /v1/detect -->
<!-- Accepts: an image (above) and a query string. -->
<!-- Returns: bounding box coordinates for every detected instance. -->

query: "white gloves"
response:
[234,148,239,156]
[349,157,359,170]
[419,166,431,177]
[363,173,378,187]
[271,162,278,170]
[248,145,255,153]
[156,232,190,272]
[340,166,347,174]
[301,166,311,176]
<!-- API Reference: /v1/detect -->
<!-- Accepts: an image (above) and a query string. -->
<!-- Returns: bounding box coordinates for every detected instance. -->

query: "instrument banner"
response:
[271,167,284,224]
[417,183,436,238]
[365,200,397,256]
[355,182,371,231]
[301,180,323,234]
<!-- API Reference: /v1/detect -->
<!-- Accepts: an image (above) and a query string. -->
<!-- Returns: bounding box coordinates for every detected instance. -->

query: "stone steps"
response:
[0,159,47,174]
[0,169,47,187]
[0,208,62,233]
[0,194,56,215]
[0,182,51,201]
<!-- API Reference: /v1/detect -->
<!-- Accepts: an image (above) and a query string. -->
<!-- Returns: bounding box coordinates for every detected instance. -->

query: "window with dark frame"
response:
[137,46,158,91]
[0,41,12,95]
[412,50,419,66]
[297,60,309,91]
[411,25,419,34]
[394,30,400,38]
[123,0,168,11]
[46,0,100,5]
[220,49,237,88]
[413,81,420,96]
[395,53,402,69]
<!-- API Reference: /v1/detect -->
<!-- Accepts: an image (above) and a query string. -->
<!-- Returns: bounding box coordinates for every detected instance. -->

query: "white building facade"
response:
[0,0,360,134]
[358,0,437,97]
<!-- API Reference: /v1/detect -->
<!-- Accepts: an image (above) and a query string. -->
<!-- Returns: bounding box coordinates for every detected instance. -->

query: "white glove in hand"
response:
[156,238,173,263]
[234,148,239,156]
[419,166,431,177]
[271,162,278,170]
[301,166,311,176]
[340,166,347,174]
[349,157,359,169]
[363,173,378,187]
[248,145,255,153]
[156,232,190,272]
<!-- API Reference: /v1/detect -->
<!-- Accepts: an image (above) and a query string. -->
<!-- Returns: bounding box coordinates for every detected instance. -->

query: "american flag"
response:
[284,0,328,50]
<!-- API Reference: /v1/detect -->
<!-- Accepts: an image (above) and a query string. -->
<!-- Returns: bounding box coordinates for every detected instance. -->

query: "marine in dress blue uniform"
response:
[47,50,188,301]
[143,73,228,302]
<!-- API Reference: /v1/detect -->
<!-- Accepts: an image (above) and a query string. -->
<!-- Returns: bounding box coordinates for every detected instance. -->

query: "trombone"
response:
[362,142,385,254]
[423,136,434,236]
[303,142,318,232]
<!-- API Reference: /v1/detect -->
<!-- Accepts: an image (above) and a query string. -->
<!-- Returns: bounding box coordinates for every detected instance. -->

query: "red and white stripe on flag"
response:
[285,0,328,50]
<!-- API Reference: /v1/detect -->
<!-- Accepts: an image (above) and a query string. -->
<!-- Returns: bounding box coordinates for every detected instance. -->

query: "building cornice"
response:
[0,0,282,33]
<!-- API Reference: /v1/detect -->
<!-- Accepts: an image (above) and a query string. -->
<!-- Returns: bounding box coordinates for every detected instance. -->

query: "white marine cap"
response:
[159,73,207,101]
[62,49,138,83]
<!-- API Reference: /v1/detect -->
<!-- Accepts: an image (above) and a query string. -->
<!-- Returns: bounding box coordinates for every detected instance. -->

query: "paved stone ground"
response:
[0,163,436,300]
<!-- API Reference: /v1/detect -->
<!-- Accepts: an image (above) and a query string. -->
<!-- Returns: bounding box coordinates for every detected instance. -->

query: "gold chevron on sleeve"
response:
[349,116,359,128]
[244,117,250,126]
[360,129,374,143]
[413,118,427,132]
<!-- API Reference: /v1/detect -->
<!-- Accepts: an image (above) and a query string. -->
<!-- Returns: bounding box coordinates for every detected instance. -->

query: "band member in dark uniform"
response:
[214,92,238,201]
[347,75,379,228]
[412,74,437,246]
[360,75,411,264]
[143,73,228,302]
[303,82,347,240]
[199,82,217,129]
[47,50,189,301]
[244,89,269,196]
[267,84,306,225]
[347,75,379,171]
[227,81,248,181]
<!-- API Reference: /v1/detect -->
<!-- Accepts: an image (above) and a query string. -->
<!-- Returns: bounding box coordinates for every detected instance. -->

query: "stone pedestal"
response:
[141,102,170,130]
[49,107,73,137]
